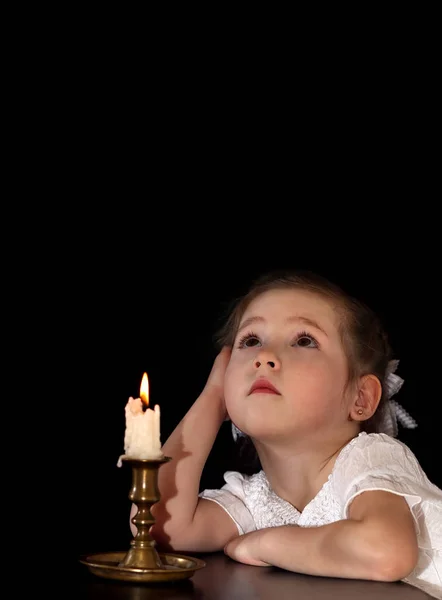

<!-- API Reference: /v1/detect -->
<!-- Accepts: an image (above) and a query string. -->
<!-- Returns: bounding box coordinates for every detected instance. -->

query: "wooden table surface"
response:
[77,551,435,599]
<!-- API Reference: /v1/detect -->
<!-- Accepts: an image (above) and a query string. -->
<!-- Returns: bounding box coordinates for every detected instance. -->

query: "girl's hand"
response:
[201,346,231,417]
[224,531,272,567]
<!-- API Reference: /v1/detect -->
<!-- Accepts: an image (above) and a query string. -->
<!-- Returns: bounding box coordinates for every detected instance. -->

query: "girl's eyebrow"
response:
[237,315,328,337]
[287,316,328,337]
[237,316,265,334]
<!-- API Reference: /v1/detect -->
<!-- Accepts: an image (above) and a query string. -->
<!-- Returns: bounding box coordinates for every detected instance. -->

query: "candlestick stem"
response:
[119,456,171,569]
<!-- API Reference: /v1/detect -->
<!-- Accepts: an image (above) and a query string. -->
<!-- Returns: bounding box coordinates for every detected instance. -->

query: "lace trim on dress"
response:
[243,434,367,529]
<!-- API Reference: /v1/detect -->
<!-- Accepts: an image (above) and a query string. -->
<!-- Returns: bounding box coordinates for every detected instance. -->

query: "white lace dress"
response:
[199,432,442,599]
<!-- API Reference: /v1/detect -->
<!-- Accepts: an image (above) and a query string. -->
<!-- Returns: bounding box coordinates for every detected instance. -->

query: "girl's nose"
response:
[254,351,280,370]
[255,360,276,368]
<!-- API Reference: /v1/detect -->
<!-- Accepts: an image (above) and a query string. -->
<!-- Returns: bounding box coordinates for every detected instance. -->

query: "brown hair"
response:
[215,269,394,463]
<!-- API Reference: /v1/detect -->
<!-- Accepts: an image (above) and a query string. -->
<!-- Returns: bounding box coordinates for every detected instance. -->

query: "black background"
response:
[13,25,440,589]
[70,224,440,565]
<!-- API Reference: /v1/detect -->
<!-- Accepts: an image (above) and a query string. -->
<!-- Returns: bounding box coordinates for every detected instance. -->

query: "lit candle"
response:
[117,372,163,465]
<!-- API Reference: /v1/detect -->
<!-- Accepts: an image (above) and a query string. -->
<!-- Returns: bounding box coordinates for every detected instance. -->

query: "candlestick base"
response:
[80,455,206,583]
[80,551,206,583]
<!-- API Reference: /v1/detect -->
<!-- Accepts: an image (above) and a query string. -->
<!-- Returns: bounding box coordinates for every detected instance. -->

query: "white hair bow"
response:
[379,360,417,437]
[231,359,417,441]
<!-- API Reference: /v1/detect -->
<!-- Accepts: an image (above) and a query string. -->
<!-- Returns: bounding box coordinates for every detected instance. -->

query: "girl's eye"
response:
[237,332,261,348]
[294,332,319,349]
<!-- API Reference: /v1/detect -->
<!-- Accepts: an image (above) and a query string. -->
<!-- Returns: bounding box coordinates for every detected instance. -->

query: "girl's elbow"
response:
[374,543,418,582]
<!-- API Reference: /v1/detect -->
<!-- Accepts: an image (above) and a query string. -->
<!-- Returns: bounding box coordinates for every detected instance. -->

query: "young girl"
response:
[140,270,442,598]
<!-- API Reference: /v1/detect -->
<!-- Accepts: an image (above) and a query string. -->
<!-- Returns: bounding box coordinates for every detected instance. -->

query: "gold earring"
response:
[357,409,363,415]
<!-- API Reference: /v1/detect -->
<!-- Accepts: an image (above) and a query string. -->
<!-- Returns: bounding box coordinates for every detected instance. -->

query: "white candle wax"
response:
[122,396,163,460]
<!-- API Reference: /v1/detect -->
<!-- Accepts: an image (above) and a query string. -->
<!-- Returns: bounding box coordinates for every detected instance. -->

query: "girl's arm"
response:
[144,348,238,550]
[225,490,418,582]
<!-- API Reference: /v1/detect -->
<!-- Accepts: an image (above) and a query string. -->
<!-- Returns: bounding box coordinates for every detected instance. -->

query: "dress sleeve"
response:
[199,470,256,535]
[334,434,441,544]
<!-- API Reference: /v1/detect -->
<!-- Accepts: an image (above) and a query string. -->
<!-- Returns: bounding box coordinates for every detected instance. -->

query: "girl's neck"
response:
[255,429,359,513]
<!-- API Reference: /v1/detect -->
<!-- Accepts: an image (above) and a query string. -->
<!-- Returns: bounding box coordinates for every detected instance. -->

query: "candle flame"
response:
[140,372,149,406]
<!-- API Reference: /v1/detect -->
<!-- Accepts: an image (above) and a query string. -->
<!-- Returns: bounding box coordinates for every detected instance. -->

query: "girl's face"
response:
[224,288,353,442]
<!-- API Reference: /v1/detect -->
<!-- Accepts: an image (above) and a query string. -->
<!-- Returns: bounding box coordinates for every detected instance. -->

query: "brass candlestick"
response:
[119,456,170,569]
[80,454,206,583]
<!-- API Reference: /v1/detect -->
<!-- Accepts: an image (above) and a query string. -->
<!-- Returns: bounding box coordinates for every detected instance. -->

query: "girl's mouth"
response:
[248,378,281,395]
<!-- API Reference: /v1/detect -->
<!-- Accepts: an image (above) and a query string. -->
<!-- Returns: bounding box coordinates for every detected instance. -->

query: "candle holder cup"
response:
[80,455,206,583]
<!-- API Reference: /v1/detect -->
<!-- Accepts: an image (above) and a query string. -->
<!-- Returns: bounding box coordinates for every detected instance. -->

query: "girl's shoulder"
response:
[339,430,418,460]
[222,469,268,495]
[332,431,436,494]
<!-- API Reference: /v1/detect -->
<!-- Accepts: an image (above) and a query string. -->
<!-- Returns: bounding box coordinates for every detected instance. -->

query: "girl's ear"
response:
[350,374,382,422]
